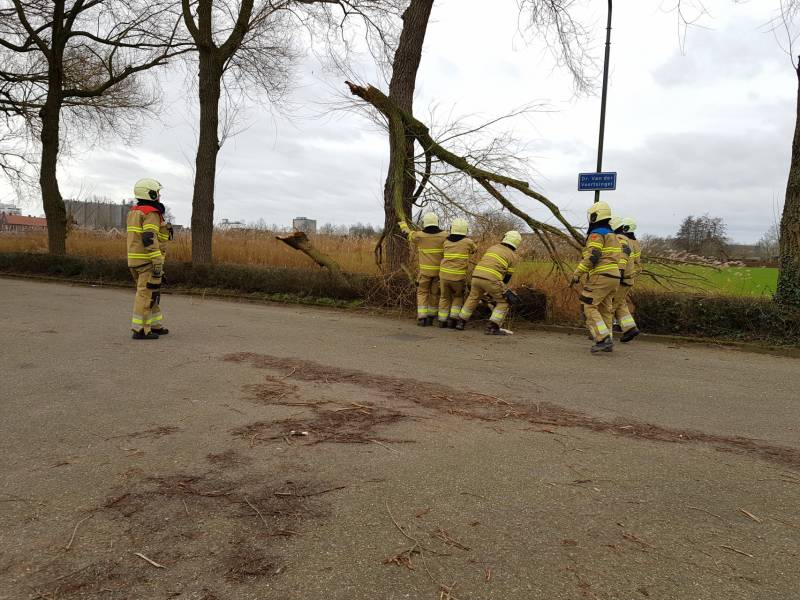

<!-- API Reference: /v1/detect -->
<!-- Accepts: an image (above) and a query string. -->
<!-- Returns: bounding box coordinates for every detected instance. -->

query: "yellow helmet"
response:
[422,212,439,228]
[622,217,637,232]
[609,216,624,231]
[587,201,612,223]
[450,218,469,236]
[134,178,162,201]
[502,230,522,250]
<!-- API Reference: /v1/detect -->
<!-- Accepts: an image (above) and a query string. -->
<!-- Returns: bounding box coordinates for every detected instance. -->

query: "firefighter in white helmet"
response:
[127,178,167,339]
[457,230,521,335]
[611,216,641,342]
[437,218,478,327]
[572,202,621,353]
[399,212,448,326]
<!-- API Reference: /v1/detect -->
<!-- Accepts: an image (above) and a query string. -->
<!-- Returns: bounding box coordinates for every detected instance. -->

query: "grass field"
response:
[0,230,778,298]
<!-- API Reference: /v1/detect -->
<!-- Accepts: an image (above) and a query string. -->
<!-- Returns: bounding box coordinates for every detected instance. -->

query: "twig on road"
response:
[244,496,269,529]
[134,552,166,568]
[65,514,93,551]
[688,506,729,524]
[738,509,762,523]
[719,545,754,558]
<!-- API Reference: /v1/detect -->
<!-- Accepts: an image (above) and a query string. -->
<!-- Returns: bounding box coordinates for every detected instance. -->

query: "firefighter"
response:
[437,218,478,328]
[572,202,621,353]
[456,230,521,335]
[399,213,448,326]
[148,218,174,335]
[127,178,166,340]
[611,216,641,342]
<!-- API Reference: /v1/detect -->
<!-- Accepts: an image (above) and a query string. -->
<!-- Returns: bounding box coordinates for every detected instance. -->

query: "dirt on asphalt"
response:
[1,278,799,600]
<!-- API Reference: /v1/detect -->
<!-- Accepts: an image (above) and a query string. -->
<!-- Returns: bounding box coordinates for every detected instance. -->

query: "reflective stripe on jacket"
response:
[406,229,448,273]
[440,237,478,281]
[127,205,164,268]
[574,229,621,278]
[472,243,517,282]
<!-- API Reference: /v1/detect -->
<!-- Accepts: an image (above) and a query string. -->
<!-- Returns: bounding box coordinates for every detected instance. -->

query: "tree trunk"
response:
[276,231,347,283]
[776,64,800,308]
[39,1,67,255]
[40,97,67,255]
[191,50,223,265]
[380,0,435,271]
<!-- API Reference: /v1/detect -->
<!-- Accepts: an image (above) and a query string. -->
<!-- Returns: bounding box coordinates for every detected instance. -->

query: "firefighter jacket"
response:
[127,205,165,268]
[617,234,632,278]
[400,224,448,275]
[440,236,478,282]
[574,227,621,280]
[473,243,517,284]
[624,236,642,283]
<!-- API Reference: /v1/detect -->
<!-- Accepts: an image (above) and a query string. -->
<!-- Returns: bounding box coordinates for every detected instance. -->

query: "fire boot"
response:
[454,319,465,331]
[132,330,159,340]
[151,327,169,335]
[485,322,501,335]
[437,320,448,328]
[417,318,428,327]
[447,318,457,329]
[426,316,436,327]
[621,327,640,343]
[590,336,614,353]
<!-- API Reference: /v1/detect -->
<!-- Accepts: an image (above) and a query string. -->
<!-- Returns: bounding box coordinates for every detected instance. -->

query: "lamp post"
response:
[594,0,613,203]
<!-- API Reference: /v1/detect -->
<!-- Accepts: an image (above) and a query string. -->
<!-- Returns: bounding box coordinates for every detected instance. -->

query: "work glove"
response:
[397,221,410,233]
[571,274,581,286]
[153,264,164,279]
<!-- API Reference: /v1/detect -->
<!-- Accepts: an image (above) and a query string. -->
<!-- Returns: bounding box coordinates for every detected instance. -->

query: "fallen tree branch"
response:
[276,231,346,281]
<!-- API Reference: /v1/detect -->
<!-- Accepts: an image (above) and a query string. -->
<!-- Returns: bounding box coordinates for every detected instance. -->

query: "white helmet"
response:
[134,178,162,201]
[422,212,439,228]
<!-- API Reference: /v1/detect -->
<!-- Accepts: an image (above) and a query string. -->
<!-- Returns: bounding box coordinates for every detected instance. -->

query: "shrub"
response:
[631,289,800,346]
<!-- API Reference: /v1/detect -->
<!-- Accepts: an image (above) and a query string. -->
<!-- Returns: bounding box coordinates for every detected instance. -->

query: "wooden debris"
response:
[244,496,269,529]
[433,528,471,551]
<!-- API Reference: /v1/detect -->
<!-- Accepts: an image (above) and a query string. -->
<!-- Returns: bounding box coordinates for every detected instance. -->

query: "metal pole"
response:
[594,0,613,203]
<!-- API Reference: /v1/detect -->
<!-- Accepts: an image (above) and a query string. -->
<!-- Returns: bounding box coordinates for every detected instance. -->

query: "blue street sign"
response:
[579,172,617,191]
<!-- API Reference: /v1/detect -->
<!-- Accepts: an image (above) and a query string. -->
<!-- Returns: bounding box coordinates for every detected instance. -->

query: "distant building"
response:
[218,218,247,230]
[65,199,132,231]
[293,217,316,234]
[0,213,47,232]
[0,203,22,215]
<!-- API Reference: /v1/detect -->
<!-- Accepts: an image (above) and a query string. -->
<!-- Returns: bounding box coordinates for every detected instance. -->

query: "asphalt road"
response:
[1,278,798,600]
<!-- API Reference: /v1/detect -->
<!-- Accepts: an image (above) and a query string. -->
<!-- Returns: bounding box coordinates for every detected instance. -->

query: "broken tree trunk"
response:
[276,231,347,283]
[345,81,585,261]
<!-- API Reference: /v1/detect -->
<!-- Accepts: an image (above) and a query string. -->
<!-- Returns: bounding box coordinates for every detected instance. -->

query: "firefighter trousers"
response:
[579,273,620,342]
[417,273,441,319]
[438,279,466,322]
[612,281,636,332]
[130,264,160,333]
[460,277,507,325]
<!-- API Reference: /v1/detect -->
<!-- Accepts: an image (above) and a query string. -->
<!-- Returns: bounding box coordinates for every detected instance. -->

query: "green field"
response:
[516,261,778,297]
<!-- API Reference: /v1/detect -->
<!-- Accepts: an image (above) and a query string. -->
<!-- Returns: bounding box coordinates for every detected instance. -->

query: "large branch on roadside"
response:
[276,231,347,281]
[345,81,585,254]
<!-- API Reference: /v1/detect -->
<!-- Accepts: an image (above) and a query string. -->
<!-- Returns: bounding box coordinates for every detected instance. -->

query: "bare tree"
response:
[0,0,187,255]
[180,0,397,265]
[775,0,800,306]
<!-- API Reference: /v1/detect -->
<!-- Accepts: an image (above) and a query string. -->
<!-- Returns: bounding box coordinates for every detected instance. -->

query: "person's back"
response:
[438,219,477,326]
[457,231,521,335]
[399,213,448,325]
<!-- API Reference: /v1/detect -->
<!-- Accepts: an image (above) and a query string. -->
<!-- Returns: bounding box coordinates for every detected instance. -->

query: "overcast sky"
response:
[4,0,795,243]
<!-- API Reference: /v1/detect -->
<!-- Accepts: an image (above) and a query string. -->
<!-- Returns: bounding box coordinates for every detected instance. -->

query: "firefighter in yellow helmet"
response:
[457,230,521,335]
[127,178,167,339]
[399,212,448,326]
[611,216,642,342]
[437,218,478,328]
[572,202,621,353]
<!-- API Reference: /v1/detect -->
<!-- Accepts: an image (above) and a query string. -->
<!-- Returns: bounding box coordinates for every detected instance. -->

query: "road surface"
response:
[1,278,798,600]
